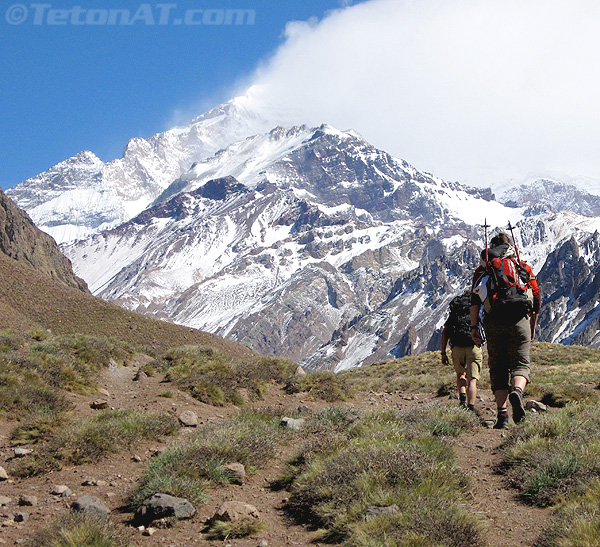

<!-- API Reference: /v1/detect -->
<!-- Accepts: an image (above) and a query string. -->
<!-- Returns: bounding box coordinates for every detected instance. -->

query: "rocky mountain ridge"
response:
[0,189,88,292]
[502,178,600,217]
[8,97,600,369]
[6,96,273,244]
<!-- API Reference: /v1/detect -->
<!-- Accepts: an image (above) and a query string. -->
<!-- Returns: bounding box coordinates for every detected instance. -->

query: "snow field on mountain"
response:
[335,332,381,372]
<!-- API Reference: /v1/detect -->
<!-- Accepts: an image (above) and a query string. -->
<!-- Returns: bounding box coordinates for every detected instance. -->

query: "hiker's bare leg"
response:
[512,375,527,391]
[467,377,477,406]
[495,389,508,409]
[457,373,467,396]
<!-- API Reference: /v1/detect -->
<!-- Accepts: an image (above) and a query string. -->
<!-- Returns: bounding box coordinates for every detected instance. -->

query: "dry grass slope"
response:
[0,252,256,358]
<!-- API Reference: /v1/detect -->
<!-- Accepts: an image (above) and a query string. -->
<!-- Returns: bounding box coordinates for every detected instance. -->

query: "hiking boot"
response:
[509,390,526,424]
[459,400,467,409]
[493,412,509,429]
[467,404,481,417]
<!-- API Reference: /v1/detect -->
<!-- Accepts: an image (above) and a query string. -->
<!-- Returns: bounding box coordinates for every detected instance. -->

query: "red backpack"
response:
[485,244,534,320]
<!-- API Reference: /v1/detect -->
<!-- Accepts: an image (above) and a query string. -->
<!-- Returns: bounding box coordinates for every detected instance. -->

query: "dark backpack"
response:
[446,294,473,347]
[485,244,534,320]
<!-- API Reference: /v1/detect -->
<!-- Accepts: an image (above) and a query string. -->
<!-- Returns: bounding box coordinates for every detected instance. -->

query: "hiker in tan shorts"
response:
[441,293,483,414]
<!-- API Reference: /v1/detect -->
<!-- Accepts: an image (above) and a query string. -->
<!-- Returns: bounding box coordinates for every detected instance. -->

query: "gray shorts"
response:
[484,314,531,392]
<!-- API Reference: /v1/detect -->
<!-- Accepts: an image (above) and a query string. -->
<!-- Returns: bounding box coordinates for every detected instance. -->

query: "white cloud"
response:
[245,0,600,189]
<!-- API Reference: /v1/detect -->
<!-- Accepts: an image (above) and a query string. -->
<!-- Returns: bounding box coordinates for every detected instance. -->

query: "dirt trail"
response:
[453,390,552,547]
[0,365,553,546]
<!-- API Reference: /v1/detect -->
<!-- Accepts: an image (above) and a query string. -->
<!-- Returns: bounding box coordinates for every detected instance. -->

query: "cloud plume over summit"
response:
[246,0,600,188]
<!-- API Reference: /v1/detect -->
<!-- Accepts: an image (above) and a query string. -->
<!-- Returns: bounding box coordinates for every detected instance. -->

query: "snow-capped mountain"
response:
[6,96,273,244]
[9,96,600,370]
[501,179,600,217]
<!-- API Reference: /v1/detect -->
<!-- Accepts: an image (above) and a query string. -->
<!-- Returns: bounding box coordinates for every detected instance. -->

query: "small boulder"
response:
[213,501,259,523]
[136,494,195,523]
[0,467,8,481]
[51,485,72,497]
[294,366,307,377]
[70,496,110,519]
[236,388,250,403]
[133,370,148,382]
[13,448,33,458]
[178,410,198,427]
[297,405,311,415]
[280,417,305,431]
[82,479,107,487]
[18,496,37,507]
[90,400,108,410]
[224,463,246,485]
[13,512,28,523]
[0,497,11,507]
[525,400,547,412]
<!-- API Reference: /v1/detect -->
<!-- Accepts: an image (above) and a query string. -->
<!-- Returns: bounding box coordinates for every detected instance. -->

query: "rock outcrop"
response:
[0,189,88,291]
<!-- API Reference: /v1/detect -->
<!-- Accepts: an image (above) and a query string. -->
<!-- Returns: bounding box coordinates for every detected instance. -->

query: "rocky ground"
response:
[0,360,551,546]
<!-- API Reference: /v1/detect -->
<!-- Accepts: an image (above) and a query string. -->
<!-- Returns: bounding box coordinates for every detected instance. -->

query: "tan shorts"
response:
[451,345,482,381]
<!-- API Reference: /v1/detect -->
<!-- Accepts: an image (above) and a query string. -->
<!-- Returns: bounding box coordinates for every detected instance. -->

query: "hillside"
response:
[1,340,599,546]
[0,189,87,292]
[0,250,256,358]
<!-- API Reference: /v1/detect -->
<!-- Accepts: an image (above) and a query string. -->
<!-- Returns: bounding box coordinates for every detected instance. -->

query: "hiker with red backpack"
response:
[470,231,541,429]
[441,292,483,414]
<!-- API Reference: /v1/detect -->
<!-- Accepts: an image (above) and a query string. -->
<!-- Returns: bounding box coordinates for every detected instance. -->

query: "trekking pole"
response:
[507,221,521,263]
[483,218,490,263]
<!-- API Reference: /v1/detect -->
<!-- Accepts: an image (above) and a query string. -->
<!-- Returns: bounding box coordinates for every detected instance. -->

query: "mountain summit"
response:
[8,97,600,369]
[7,96,273,244]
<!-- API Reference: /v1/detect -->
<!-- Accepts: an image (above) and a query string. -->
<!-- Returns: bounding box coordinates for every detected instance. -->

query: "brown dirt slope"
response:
[0,251,256,358]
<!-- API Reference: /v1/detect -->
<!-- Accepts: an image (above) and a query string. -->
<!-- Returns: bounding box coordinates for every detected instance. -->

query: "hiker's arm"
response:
[530,313,538,341]
[440,327,449,365]
[470,303,482,346]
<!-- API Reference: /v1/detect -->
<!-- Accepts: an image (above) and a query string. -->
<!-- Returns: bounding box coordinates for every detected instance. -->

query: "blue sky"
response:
[3,0,600,193]
[0,0,352,189]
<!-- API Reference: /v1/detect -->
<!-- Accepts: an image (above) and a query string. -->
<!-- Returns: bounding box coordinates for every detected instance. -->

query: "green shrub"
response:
[129,410,291,511]
[29,512,131,547]
[157,346,297,406]
[10,410,178,477]
[0,333,133,423]
[10,409,71,445]
[537,479,600,547]
[281,407,482,546]
[501,402,600,507]
[537,385,599,407]
[286,370,353,401]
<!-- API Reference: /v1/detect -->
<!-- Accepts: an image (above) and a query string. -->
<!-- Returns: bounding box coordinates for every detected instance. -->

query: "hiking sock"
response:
[509,389,526,424]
